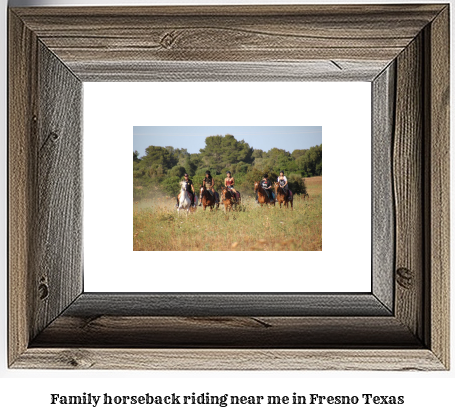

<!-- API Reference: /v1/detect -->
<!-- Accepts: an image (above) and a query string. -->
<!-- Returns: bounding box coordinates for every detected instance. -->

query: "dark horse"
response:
[221,187,241,212]
[274,182,293,210]
[199,184,219,211]
[254,181,275,207]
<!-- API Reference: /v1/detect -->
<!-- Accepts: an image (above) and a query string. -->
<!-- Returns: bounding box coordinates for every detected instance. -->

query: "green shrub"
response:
[287,174,308,196]
[160,177,183,195]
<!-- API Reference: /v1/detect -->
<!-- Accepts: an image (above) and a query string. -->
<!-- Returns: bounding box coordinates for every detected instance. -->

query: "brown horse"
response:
[199,184,219,211]
[274,182,293,209]
[222,187,241,203]
[221,187,241,212]
[254,181,275,207]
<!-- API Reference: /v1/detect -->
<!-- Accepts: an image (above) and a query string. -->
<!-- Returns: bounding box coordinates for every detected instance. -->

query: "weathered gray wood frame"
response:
[8,5,449,370]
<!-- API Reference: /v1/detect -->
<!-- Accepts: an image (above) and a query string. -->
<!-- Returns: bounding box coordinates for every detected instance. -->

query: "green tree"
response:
[168,165,186,178]
[199,134,254,172]
[160,177,182,195]
[296,144,322,177]
[252,149,264,160]
[291,149,307,159]
[140,145,177,171]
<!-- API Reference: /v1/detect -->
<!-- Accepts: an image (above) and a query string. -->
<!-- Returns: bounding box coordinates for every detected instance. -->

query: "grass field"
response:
[133,177,322,251]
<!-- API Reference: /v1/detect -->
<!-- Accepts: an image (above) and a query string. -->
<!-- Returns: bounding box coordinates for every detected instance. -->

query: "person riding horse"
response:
[175,173,195,207]
[199,170,217,205]
[224,171,239,202]
[256,173,274,203]
[277,170,290,199]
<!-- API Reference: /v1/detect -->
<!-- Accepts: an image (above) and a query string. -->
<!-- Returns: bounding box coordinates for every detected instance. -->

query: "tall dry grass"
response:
[133,177,322,251]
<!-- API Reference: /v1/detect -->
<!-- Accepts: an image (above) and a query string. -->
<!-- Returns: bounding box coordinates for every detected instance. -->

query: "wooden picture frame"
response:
[8,4,449,370]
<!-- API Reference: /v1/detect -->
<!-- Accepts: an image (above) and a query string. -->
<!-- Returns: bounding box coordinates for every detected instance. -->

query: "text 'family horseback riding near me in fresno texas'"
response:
[50,392,404,407]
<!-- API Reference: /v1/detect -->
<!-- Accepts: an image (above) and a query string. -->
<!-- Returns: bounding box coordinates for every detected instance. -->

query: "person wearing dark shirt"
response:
[256,173,273,203]
[199,170,218,206]
[202,170,215,195]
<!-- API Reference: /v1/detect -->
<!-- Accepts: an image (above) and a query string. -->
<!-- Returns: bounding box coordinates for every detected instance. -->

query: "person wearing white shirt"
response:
[277,170,289,199]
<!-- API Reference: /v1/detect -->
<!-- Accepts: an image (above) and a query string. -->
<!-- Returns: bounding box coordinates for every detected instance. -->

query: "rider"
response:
[176,173,195,207]
[200,170,217,205]
[224,171,239,202]
[277,170,289,199]
[256,173,273,203]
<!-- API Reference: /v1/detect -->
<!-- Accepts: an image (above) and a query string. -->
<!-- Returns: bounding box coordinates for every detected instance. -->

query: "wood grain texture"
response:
[33,42,83,339]
[426,6,450,368]
[9,13,84,366]
[8,11,38,366]
[13,349,445,371]
[372,63,395,312]
[71,60,388,82]
[11,5,444,81]
[31,316,421,348]
[64,293,391,317]
[393,34,424,340]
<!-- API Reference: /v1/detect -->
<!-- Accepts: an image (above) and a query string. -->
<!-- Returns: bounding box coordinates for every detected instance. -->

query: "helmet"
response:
[205,170,211,175]
[184,173,189,177]
[263,173,268,178]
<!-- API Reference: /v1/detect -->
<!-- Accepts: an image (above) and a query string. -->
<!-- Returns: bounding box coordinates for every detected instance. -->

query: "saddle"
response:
[203,189,219,204]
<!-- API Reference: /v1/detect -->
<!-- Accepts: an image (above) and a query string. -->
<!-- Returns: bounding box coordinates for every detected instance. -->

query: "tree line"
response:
[133,134,322,200]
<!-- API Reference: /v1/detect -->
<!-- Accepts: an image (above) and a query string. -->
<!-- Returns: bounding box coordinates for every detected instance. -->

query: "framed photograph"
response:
[8,4,449,370]
[85,82,367,294]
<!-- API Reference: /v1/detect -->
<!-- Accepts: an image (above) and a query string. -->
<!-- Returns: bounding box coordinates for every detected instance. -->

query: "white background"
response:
[84,82,371,293]
[1,0,454,414]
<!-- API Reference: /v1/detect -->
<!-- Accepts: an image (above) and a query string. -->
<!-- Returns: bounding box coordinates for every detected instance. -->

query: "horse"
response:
[274,182,293,210]
[221,186,241,204]
[254,181,275,207]
[177,181,198,216]
[221,187,241,213]
[199,184,219,211]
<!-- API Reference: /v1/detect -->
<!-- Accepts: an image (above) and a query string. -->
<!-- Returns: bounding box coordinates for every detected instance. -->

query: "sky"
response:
[133,126,322,157]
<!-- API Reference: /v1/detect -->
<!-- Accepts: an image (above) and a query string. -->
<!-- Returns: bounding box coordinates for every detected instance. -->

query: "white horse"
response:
[177,181,198,216]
